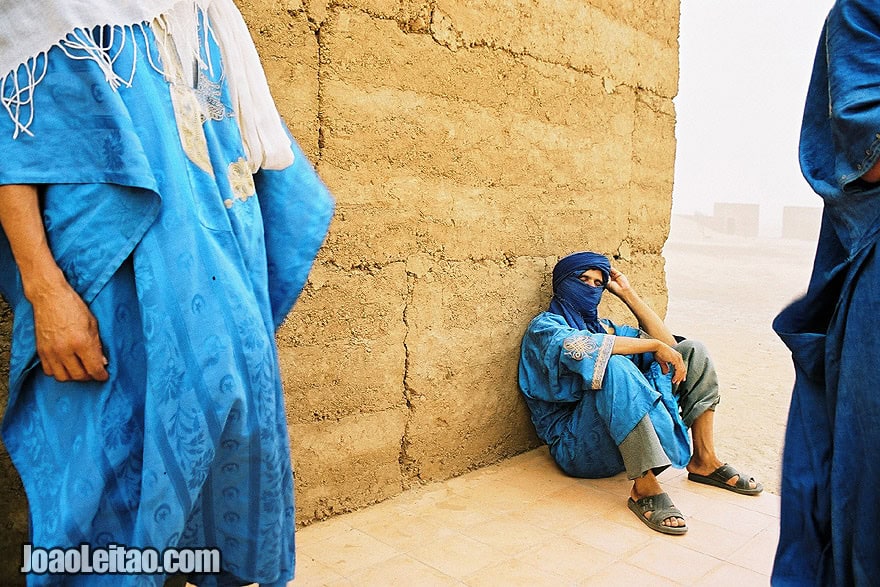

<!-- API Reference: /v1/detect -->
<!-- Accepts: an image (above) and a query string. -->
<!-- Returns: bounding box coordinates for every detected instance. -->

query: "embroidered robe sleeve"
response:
[519,312,615,404]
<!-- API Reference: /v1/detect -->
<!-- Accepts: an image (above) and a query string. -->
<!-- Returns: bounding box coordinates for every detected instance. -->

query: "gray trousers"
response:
[619,339,720,480]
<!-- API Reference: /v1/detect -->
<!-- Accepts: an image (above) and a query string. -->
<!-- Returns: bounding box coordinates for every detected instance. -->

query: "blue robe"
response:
[518,312,691,478]
[772,2,880,585]
[0,22,332,587]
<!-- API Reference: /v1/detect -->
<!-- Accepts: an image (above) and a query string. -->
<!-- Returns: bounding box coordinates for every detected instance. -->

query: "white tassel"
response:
[0,54,49,138]
[1,0,294,171]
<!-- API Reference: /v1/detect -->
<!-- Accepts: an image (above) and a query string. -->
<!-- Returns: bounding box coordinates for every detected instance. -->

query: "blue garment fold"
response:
[773,1,880,584]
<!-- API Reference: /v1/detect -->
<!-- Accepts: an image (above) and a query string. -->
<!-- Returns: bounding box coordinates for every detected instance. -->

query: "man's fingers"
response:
[61,357,90,382]
[66,337,109,381]
[40,356,71,382]
[39,353,58,379]
[80,348,110,381]
[38,338,109,383]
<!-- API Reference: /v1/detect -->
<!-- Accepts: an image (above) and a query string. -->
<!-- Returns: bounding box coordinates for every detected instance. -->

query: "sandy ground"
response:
[662,215,818,496]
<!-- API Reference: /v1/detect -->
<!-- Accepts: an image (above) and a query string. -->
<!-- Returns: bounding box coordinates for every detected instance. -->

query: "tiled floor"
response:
[293,447,780,585]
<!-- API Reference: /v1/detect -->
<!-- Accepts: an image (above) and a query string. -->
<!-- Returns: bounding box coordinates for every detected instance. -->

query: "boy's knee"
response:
[675,338,709,360]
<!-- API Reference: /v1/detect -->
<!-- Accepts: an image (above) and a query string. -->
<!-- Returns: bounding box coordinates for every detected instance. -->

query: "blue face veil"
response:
[548,251,611,332]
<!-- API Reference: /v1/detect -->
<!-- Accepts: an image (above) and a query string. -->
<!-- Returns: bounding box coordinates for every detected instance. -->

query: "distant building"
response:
[710,202,760,237]
[782,206,822,240]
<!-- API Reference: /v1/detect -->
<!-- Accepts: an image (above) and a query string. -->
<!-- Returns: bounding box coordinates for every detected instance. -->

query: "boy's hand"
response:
[654,343,687,385]
[606,267,633,298]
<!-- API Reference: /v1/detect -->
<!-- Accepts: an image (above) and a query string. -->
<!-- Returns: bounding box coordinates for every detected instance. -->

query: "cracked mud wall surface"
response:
[0,3,680,576]
[239,0,681,523]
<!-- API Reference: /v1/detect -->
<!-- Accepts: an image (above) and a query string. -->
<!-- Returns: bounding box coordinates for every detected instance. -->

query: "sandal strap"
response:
[712,464,756,489]
[634,492,684,523]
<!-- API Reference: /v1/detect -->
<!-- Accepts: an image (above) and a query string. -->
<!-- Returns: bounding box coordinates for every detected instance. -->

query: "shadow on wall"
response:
[0,301,28,585]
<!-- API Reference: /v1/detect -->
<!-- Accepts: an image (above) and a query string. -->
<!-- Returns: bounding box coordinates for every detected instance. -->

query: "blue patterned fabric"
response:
[547,251,610,332]
[773,2,880,584]
[518,312,690,478]
[0,22,332,587]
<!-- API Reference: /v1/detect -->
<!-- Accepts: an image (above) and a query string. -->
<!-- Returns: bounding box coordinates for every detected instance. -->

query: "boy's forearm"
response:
[611,334,662,356]
[617,289,677,347]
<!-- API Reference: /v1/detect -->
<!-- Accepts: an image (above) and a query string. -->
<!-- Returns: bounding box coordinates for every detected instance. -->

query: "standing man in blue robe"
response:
[0,1,333,585]
[773,1,880,584]
[519,252,762,535]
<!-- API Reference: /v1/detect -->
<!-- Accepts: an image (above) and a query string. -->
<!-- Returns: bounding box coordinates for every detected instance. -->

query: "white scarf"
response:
[0,0,293,170]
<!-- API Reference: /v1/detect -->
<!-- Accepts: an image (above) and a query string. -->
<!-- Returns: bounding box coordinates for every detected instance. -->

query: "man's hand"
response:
[30,282,109,382]
[0,183,109,383]
[606,267,633,298]
[654,343,687,385]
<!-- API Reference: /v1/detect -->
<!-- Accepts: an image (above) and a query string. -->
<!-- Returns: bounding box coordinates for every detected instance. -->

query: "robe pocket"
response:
[181,165,236,233]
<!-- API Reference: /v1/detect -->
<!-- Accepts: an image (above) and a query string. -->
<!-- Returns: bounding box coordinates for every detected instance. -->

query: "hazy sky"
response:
[673,0,836,230]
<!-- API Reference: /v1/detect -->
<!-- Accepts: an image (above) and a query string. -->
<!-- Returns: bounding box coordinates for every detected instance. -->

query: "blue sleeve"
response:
[518,313,616,403]
[827,1,880,186]
[801,1,880,196]
[255,135,334,330]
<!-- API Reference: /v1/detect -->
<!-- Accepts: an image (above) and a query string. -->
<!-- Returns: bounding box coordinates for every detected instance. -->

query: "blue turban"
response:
[548,251,611,332]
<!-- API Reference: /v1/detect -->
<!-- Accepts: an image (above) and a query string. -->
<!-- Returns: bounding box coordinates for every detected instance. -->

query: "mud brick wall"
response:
[0,2,680,578]
[237,0,680,523]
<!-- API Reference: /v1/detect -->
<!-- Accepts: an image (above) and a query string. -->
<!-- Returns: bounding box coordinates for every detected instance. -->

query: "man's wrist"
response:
[21,262,71,304]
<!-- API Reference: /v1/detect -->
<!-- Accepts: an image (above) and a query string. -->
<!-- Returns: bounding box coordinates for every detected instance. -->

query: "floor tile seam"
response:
[537,548,631,581]
[678,513,773,546]
[344,553,468,585]
[582,479,636,497]
[724,528,780,571]
[517,533,629,568]
[291,554,349,584]
[625,535,731,563]
[403,536,500,581]
[629,521,769,566]
[458,558,572,586]
[404,512,500,534]
[520,547,617,580]
[577,510,773,564]
[459,519,561,559]
[683,487,782,509]
[295,519,357,544]
[531,511,606,535]
[573,561,691,587]
[300,526,403,575]
[393,493,479,516]
[685,509,779,539]
[338,507,423,532]
[677,490,781,523]
[716,495,781,517]
[351,523,468,557]
[293,482,776,558]
[563,520,700,580]
[501,476,582,495]
[713,557,774,579]
[633,533,775,580]
[670,482,783,514]
[658,538,745,566]
[561,521,660,559]
[625,550,727,585]
[414,559,495,583]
